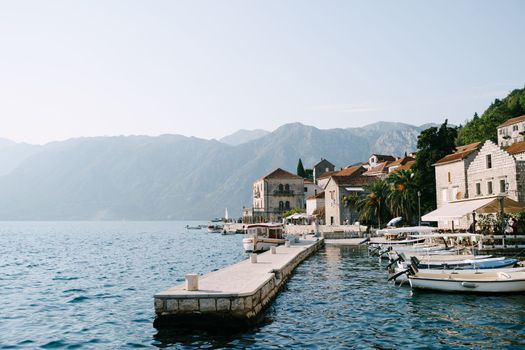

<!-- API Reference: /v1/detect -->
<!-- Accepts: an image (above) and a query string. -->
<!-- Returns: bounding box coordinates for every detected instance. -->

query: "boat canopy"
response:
[422,196,525,222]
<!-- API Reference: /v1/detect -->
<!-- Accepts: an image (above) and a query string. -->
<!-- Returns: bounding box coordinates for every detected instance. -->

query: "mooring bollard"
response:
[185,274,199,291]
[271,246,276,254]
[250,253,258,263]
[285,240,290,248]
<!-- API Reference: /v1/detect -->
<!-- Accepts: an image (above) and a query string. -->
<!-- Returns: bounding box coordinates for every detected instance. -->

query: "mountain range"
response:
[0,122,428,220]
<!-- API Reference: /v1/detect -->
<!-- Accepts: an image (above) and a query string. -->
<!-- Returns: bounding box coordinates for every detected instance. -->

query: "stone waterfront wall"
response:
[154,238,324,329]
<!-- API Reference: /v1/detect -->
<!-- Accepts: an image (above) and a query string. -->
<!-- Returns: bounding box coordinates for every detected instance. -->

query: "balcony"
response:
[273,190,295,196]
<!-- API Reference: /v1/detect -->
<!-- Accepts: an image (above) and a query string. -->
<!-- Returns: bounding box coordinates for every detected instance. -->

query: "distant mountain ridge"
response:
[219,129,270,146]
[0,122,425,220]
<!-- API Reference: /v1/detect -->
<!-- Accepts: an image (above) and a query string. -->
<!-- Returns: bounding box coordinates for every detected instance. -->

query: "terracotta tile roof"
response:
[307,191,325,200]
[388,156,415,167]
[435,142,482,165]
[317,170,339,180]
[371,154,396,162]
[392,160,416,172]
[332,175,376,186]
[261,168,303,180]
[506,140,525,155]
[498,115,525,128]
[364,161,391,175]
[317,165,365,179]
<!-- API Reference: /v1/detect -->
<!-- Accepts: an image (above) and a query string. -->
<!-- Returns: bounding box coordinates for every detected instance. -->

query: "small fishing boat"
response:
[185,225,202,230]
[390,264,525,283]
[242,223,286,252]
[407,263,525,293]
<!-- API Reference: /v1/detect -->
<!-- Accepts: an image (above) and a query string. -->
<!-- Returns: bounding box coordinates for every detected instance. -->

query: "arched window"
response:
[279,201,284,211]
[278,184,284,192]
[284,184,290,192]
[285,201,290,210]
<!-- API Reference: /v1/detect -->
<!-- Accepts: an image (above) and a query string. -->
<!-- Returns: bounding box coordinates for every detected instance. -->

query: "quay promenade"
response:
[154,236,324,329]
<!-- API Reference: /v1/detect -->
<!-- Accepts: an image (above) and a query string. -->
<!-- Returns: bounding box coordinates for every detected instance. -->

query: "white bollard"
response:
[285,240,291,248]
[185,274,199,291]
[271,246,277,254]
[250,253,258,263]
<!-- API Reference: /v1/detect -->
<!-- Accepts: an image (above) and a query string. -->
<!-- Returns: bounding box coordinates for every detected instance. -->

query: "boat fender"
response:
[461,282,478,288]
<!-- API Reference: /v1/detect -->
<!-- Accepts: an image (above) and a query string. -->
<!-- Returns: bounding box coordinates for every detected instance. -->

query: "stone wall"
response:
[467,141,518,201]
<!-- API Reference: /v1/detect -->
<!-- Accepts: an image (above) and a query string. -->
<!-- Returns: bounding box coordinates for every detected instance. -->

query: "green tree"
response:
[297,158,306,178]
[357,180,391,228]
[413,120,457,213]
[387,169,418,224]
[342,192,360,224]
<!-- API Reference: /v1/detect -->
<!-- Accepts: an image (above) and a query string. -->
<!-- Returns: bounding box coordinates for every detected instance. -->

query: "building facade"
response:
[313,159,335,183]
[252,168,305,222]
[497,115,525,147]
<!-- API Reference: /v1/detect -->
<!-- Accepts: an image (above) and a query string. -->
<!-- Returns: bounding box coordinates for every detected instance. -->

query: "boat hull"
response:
[242,237,285,253]
[392,266,525,283]
[409,275,525,293]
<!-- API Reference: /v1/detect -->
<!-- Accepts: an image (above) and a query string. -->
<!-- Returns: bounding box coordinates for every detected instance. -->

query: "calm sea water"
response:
[1,222,524,349]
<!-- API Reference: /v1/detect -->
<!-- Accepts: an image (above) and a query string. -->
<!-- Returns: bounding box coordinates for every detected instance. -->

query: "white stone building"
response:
[304,180,323,209]
[426,140,525,230]
[497,115,525,147]
[306,192,325,217]
[251,168,305,223]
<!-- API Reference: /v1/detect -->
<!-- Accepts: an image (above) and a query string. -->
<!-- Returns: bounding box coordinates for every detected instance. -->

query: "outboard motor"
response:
[387,253,405,271]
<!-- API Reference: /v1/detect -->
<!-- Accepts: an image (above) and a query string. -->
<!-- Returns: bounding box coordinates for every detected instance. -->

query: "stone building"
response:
[304,180,323,209]
[313,159,335,183]
[306,192,325,217]
[434,142,482,209]
[252,168,305,222]
[364,154,396,170]
[497,115,525,147]
[425,140,525,230]
[323,166,374,225]
[467,140,525,203]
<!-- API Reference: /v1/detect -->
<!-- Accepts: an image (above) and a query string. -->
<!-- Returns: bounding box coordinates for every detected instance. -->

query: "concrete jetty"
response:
[154,236,324,329]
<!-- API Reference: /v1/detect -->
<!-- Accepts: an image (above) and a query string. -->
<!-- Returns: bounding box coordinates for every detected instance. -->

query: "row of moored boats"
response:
[369,228,525,293]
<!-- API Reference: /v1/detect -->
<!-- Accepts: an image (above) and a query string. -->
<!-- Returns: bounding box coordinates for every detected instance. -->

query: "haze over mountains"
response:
[0,122,429,220]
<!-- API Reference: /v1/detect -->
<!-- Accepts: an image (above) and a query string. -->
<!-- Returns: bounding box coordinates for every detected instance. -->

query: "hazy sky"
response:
[1,1,524,144]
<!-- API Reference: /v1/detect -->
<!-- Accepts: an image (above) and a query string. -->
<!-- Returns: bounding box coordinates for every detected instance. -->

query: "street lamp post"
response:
[417,191,421,227]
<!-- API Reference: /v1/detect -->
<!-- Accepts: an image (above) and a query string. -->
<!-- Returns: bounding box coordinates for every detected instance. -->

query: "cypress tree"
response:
[297,158,306,178]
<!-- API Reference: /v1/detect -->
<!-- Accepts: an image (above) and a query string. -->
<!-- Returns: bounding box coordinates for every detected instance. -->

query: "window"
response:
[486,154,492,169]
[279,201,284,211]
[476,183,481,196]
[441,189,448,203]
[499,129,503,135]
[285,201,290,210]
[488,181,493,194]
[447,172,451,183]
[284,184,290,192]
[500,179,506,193]
[278,184,283,192]
[304,187,307,192]
[513,125,519,131]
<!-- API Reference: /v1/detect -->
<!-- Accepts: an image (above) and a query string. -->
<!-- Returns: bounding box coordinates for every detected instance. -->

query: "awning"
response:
[421,196,525,222]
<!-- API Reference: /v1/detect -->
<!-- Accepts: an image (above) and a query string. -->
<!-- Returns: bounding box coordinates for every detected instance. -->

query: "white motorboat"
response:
[408,269,525,293]
[242,223,286,253]
[391,265,525,283]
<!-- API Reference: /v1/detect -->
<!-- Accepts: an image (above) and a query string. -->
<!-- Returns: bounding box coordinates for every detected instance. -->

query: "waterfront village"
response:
[154,116,525,330]
[242,115,525,237]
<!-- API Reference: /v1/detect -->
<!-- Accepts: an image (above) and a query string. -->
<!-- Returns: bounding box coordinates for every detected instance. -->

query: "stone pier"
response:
[154,236,324,329]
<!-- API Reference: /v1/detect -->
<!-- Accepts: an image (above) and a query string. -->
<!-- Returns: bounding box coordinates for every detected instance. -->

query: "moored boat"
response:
[408,266,525,293]
[242,223,286,253]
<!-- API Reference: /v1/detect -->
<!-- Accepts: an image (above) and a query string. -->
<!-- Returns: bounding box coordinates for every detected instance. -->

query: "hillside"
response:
[457,86,525,145]
[219,129,270,146]
[0,122,423,220]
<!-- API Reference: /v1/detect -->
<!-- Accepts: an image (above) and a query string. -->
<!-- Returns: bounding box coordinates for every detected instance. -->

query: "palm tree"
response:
[357,180,391,228]
[342,192,360,224]
[387,169,418,224]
